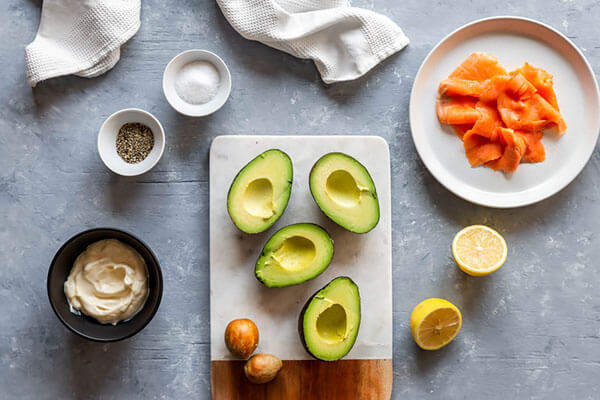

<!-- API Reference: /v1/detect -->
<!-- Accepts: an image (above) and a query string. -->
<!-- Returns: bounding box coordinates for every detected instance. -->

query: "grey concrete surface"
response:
[2,0,600,399]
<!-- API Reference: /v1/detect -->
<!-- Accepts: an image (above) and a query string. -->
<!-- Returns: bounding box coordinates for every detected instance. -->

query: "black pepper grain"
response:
[116,122,154,164]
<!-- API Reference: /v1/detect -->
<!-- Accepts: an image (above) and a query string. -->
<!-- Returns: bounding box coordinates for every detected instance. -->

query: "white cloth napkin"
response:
[216,0,409,83]
[25,0,141,87]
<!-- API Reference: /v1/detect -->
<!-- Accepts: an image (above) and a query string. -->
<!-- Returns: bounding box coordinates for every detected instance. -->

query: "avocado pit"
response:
[243,178,275,219]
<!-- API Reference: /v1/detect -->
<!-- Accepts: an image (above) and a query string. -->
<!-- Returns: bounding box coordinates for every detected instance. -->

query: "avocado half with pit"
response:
[256,223,333,287]
[298,276,361,361]
[227,149,292,234]
[309,153,379,234]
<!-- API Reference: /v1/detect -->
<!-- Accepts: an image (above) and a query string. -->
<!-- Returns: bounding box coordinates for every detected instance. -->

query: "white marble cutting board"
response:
[209,135,392,360]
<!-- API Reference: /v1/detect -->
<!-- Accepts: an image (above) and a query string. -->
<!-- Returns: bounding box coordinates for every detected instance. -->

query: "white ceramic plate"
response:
[410,16,600,208]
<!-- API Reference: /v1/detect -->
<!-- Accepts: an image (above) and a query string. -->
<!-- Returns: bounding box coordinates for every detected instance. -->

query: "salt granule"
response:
[175,61,221,105]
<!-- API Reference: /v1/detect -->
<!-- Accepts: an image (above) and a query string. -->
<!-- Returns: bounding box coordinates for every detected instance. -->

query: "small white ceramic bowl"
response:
[97,108,165,176]
[162,49,232,117]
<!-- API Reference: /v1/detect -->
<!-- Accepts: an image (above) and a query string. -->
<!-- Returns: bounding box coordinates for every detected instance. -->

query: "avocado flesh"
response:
[299,277,361,361]
[256,224,333,287]
[310,153,379,234]
[227,149,292,234]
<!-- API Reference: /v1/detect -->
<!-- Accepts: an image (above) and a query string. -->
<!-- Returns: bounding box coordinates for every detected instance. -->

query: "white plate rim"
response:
[409,16,600,208]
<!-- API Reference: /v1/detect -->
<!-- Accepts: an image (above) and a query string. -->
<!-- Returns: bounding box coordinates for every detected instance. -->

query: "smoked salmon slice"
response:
[462,102,504,166]
[470,101,503,138]
[435,52,566,173]
[517,130,546,163]
[486,128,527,172]
[436,96,479,125]
[463,132,503,167]
[497,73,567,134]
[448,52,507,81]
[513,62,560,110]
[452,124,473,139]
[479,75,511,104]
[438,78,484,97]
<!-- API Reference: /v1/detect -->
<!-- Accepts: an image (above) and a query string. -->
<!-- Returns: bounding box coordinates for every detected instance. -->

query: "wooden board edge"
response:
[211,359,393,400]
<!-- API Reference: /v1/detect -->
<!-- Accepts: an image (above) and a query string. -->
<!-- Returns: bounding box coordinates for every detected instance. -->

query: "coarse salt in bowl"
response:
[162,49,232,117]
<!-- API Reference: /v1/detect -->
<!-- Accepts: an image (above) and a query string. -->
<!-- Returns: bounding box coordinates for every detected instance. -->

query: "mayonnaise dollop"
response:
[64,239,149,325]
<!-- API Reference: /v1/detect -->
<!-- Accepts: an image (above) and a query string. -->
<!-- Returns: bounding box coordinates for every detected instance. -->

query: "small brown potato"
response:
[244,353,282,384]
[224,318,259,359]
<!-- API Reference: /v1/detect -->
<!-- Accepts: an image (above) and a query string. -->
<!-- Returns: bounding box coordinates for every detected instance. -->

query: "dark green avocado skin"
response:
[297,276,360,361]
[297,288,315,360]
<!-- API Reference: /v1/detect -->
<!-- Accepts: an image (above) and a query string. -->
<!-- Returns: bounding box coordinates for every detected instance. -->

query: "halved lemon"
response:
[452,225,507,277]
[410,298,462,350]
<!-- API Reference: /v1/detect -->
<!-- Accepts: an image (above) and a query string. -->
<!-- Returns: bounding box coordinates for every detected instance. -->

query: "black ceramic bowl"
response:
[47,228,163,342]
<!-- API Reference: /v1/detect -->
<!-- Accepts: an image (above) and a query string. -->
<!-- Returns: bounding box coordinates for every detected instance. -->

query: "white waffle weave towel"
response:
[217,0,409,83]
[25,0,141,87]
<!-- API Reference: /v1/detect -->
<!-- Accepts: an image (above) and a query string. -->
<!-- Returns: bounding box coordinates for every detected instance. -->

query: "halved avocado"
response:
[227,149,292,234]
[255,223,333,287]
[309,153,379,234]
[298,276,361,361]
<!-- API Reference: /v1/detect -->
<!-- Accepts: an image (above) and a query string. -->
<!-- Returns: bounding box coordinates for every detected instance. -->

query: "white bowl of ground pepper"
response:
[162,49,232,117]
[97,109,165,176]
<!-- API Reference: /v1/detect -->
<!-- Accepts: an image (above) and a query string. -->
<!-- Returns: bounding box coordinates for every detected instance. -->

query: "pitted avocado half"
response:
[255,223,334,287]
[299,276,361,361]
[227,149,292,234]
[309,153,379,234]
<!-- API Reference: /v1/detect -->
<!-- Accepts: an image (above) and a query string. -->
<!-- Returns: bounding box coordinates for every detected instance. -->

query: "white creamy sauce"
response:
[64,239,149,325]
